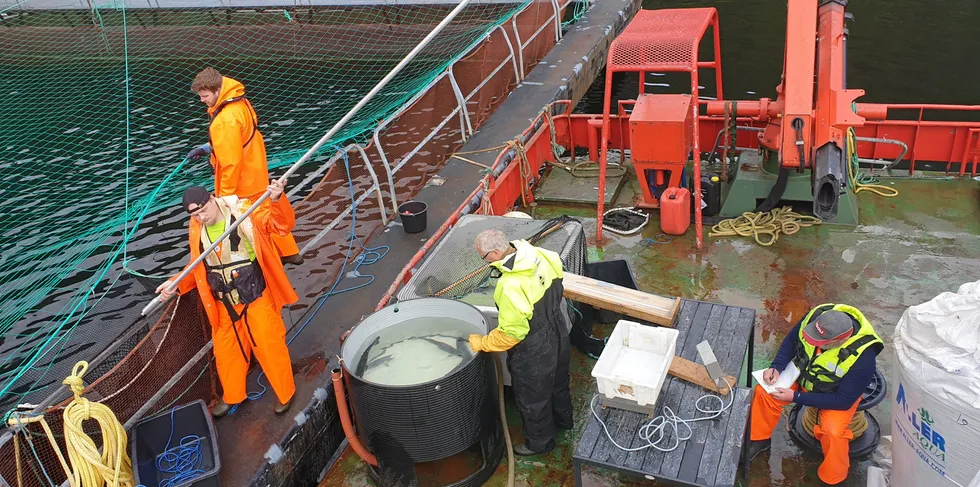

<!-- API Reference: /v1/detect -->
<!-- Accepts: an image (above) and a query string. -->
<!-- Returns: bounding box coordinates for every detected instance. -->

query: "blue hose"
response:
[156,406,206,487]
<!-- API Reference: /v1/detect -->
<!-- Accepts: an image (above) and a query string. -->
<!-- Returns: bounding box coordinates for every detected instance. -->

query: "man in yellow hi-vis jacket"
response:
[469,229,572,456]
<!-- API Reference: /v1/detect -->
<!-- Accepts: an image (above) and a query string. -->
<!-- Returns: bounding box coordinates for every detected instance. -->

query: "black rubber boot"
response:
[513,442,554,457]
[745,439,771,462]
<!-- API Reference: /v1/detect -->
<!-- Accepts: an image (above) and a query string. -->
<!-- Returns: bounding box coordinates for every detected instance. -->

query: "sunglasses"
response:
[481,250,493,260]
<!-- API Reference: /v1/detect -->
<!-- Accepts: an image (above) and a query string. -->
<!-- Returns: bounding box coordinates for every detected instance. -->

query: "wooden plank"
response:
[714,388,753,487]
[604,408,650,467]
[676,441,705,482]
[660,304,726,479]
[591,406,633,463]
[623,300,699,472]
[641,302,713,473]
[669,355,736,395]
[574,396,612,460]
[562,272,680,326]
[695,307,746,485]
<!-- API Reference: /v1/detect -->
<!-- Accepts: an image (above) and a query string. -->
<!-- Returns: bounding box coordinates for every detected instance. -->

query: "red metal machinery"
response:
[597,8,723,247]
[703,0,887,222]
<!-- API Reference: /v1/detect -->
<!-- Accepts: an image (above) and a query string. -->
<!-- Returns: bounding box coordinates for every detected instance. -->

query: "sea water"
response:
[353,317,478,386]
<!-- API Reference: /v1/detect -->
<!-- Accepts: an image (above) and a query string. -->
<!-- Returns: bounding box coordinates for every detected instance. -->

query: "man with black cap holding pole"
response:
[157,179,298,417]
[745,304,884,485]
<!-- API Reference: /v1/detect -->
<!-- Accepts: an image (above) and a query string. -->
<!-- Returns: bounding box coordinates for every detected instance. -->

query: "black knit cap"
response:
[182,186,211,213]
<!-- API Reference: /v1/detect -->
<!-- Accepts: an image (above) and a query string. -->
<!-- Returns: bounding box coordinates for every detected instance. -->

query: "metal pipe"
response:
[842,25,848,89]
[854,136,908,168]
[141,0,475,317]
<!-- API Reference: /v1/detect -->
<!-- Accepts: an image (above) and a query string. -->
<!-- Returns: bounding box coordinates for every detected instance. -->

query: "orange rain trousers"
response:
[214,291,296,405]
[749,384,861,485]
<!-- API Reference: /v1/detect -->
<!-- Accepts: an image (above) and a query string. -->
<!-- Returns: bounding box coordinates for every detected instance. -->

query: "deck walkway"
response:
[216,0,644,485]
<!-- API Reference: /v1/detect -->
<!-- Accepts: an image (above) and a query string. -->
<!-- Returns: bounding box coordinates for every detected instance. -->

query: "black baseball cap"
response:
[182,186,211,213]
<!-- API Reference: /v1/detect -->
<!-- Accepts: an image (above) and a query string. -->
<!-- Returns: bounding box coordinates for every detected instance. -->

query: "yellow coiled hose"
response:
[708,206,822,246]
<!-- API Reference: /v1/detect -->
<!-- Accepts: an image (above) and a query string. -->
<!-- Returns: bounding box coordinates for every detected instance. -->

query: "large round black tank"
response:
[340,298,504,487]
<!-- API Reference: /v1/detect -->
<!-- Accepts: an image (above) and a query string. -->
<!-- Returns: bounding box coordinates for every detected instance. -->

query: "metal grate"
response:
[608,8,716,71]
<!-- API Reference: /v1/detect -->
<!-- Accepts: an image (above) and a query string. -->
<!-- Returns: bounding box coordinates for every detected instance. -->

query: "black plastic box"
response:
[131,400,221,487]
[585,260,639,324]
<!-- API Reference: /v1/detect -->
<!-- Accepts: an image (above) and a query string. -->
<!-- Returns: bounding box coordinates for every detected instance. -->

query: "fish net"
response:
[0,0,585,411]
[0,292,217,487]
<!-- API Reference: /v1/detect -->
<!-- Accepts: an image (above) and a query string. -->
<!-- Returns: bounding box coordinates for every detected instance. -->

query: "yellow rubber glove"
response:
[469,334,484,353]
[469,328,521,353]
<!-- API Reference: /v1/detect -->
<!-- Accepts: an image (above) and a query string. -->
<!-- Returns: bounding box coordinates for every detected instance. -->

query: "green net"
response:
[0,0,585,406]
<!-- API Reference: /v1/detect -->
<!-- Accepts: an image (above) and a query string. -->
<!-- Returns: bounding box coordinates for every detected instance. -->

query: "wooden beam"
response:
[562,272,680,326]
[669,356,736,395]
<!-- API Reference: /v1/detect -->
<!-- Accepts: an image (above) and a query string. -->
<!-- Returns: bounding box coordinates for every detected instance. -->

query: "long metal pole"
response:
[141,0,474,317]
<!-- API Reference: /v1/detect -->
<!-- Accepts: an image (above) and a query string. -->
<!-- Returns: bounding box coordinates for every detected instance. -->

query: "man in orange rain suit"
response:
[157,180,297,417]
[745,305,883,485]
[186,67,304,265]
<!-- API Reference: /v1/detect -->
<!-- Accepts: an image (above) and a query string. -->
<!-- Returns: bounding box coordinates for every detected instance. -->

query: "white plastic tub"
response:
[592,320,678,407]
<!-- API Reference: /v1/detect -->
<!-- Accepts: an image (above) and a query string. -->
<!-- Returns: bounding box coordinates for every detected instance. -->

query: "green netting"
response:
[0,0,584,406]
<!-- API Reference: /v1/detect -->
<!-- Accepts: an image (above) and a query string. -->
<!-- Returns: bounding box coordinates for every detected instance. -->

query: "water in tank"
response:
[352,317,476,386]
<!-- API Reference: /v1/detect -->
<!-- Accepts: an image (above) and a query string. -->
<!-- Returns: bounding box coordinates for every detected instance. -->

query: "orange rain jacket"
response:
[177,196,299,326]
[206,76,300,257]
[207,76,270,199]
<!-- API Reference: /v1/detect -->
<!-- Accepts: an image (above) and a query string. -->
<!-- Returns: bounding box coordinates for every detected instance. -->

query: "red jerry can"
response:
[660,187,691,236]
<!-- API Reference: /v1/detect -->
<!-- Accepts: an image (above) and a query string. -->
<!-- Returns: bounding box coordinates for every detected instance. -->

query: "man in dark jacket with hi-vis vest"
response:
[469,229,573,456]
[746,304,884,485]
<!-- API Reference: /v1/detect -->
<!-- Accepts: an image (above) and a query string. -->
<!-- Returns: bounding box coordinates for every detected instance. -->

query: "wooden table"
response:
[573,300,756,487]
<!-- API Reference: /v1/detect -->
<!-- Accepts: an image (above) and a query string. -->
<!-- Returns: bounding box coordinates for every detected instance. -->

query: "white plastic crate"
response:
[591,320,678,407]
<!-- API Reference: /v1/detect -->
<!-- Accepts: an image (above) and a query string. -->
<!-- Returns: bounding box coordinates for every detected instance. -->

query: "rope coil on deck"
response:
[8,361,135,487]
[799,407,869,438]
[542,106,627,178]
[708,206,822,246]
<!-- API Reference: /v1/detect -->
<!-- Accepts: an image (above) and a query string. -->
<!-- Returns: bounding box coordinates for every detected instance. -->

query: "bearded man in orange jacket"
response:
[185,67,304,265]
[157,180,297,417]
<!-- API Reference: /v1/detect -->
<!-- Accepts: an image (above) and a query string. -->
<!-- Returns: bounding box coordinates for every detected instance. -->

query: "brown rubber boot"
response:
[211,399,232,418]
[274,395,294,415]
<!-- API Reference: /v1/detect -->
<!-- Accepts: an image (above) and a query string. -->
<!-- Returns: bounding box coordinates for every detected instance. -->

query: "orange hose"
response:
[331,368,378,467]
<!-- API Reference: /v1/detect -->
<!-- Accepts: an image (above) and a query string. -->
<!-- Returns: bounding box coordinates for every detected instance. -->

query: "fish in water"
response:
[421,335,471,357]
[355,336,381,376]
[365,354,394,369]
[360,334,474,386]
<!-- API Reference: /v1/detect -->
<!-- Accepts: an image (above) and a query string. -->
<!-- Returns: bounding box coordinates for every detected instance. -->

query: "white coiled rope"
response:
[590,377,735,452]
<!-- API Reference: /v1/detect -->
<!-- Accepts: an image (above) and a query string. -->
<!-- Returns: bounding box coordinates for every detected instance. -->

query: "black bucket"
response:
[398,201,428,234]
